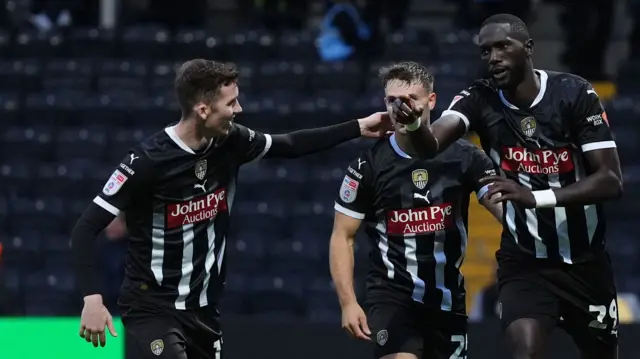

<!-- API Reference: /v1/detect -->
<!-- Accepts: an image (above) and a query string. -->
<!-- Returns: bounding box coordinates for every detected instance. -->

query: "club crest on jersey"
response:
[194,159,207,180]
[411,169,428,190]
[340,175,359,203]
[521,117,537,137]
[102,169,128,196]
[376,329,388,346]
[150,339,164,356]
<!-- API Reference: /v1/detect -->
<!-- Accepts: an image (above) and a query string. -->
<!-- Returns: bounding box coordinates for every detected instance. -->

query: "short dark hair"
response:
[174,59,239,113]
[481,13,530,41]
[379,61,434,92]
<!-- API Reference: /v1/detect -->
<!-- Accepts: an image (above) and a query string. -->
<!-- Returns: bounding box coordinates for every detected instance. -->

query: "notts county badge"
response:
[194,159,207,180]
[150,339,164,356]
[521,117,537,137]
[411,169,428,190]
[376,329,388,346]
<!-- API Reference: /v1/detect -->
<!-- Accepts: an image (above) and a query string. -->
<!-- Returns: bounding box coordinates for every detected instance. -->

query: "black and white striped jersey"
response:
[93,123,272,310]
[334,135,495,314]
[444,70,617,264]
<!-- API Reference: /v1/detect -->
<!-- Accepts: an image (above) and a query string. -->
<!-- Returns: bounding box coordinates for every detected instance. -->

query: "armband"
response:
[532,189,557,208]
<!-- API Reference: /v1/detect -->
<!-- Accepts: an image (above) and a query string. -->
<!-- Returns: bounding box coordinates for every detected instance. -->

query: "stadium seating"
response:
[0,25,638,321]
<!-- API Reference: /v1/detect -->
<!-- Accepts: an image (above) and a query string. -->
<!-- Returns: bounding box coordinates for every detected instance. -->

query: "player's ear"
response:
[525,39,534,57]
[194,102,211,120]
[428,92,436,111]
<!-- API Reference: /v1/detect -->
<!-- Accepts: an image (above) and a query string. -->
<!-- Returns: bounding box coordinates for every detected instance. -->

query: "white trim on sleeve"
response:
[581,141,616,152]
[334,203,365,220]
[441,110,470,131]
[93,196,121,216]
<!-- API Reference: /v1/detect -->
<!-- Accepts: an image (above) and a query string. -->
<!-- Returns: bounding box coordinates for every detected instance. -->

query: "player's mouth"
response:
[492,67,508,80]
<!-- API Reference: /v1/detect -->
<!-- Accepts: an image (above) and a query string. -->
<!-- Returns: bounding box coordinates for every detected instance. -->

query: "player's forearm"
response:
[552,170,623,206]
[329,234,358,307]
[70,203,116,296]
[481,195,504,222]
[406,122,439,158]
[266,120,361,158]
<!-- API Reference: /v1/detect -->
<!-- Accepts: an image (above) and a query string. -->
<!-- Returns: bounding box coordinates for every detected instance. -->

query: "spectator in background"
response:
[316,0,371,62]
[560,0,614,80]
[29,0,72,32]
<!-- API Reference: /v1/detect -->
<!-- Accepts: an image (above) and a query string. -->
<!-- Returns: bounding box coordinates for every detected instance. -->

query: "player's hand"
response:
[391,96,424,125]
[341,303,371,341]
[79,294,118,347]
[357,111,394,138]
[481,175,536,208]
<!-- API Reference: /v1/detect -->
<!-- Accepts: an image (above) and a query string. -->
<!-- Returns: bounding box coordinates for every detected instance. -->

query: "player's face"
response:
[478,23,530,89]
[196,82,242,137]
[384,80,436,134]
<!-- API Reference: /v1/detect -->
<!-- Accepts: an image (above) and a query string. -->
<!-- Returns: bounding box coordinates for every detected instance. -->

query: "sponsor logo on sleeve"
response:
[102,169,128,196]
[447,95,464,110]
[340,175,359,203]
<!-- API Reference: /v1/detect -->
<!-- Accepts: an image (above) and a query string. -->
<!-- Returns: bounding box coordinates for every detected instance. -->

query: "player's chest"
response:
[372,161,465,211]
[372,162,465,236]
[152,155,236,228]
[479,103,579,177]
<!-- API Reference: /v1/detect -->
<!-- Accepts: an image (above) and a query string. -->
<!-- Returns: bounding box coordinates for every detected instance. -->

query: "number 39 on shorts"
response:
[588,298,619,335]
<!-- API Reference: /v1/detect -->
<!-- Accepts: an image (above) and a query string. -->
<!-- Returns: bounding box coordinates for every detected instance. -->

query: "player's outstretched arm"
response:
[391,98,467,157]
[265,112,391,159]
[330,212,371,341]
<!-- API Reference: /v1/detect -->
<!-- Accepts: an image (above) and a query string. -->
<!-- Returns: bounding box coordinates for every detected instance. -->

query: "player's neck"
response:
[394,132,418,156]
[174,118,211,150]
[503,68,540,108]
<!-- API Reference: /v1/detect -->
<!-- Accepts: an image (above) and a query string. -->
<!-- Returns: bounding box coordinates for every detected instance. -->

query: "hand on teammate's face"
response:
[481,175,537,208]
[341,303,372,341]
[391,96,423,125]
[79,295,118,347]
[358,111,394,138]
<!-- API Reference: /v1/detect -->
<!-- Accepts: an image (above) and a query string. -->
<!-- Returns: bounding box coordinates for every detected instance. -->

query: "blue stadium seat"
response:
[278,31,317,61]
[0,59,40,95]
[121,25,171,59]
[0,162,35,198]
[254,61,307,93]
[310,61,362,93]
[66,27,116,57]
[55,127,108,161]
[0,92,20,125]
[11,31,62,58]
[172,30,224,61]
[2,126,54,161]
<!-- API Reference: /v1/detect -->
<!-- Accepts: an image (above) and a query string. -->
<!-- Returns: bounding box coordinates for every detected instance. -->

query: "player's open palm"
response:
[79,295,118,347]
[341,303,372,341]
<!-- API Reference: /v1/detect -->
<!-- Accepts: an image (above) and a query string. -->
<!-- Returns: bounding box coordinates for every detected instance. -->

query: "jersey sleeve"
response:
[440,86,484,132]
[93,149,153,216]
[463,146,497,200]
[571,83,616,153]
[227,123,273,164]
[334,156,374,220]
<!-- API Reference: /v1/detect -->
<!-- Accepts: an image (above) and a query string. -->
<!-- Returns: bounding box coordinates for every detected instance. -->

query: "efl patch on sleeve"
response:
[102,169,128,196]
[339,175,359,203]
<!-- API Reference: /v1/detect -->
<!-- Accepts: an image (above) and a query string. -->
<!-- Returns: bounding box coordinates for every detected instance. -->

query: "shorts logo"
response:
[376,329,388,346]
[195,159,207,180]
[340,175,359,203]
[150,339,164,356]
[102,169,128,196]
[520,116,536,137]
[411,169,428,190]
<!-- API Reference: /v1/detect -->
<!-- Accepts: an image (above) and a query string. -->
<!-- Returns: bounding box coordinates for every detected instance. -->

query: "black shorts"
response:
[122,305,223,359]
[497,251,619,350]
[366,301,468,359]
